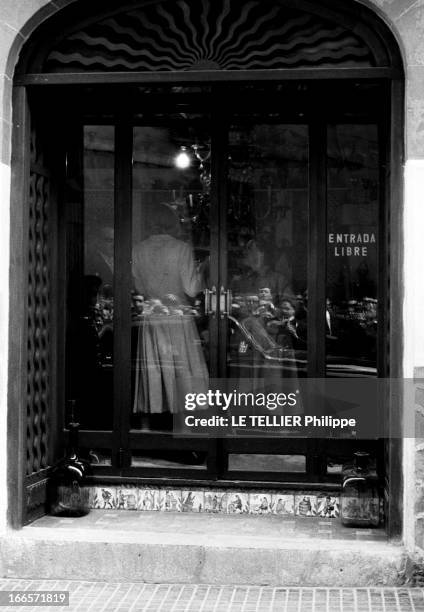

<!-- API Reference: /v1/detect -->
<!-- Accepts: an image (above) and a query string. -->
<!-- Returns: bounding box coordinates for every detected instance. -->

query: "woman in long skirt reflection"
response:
[132,203,208,417]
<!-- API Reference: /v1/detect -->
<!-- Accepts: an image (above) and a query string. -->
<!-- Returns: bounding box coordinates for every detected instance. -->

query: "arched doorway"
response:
[9,0,404,531]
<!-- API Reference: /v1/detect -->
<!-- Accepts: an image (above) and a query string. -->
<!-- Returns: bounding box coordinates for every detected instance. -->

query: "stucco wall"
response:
[0,0,423,559]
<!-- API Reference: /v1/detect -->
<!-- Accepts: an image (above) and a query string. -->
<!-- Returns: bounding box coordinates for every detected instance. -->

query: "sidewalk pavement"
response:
[0,580,423,612]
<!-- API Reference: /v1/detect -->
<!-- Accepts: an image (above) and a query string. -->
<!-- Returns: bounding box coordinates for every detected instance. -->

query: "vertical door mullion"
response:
[216,125,229,379]
[113,121,133,470]
[209,90,229,378]
[307,121,327,478]
[308,122,327,377]
[385,77,403,539]
[11,85,30,527]
[377,114,388,484]
[378,109,388,379]
[208,108,222,381]
[208,91,228,477]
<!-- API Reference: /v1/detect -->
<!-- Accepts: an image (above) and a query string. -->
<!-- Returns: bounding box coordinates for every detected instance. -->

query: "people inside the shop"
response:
[229,291,308,364]
[229,279,377,366]
[269,296,307,350]
[82,225,115,368]
[131,293,144,319]
[132,202,209,420]
[228,233,303,366]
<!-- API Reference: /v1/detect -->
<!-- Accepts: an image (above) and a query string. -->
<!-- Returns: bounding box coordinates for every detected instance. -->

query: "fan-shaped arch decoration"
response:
[42,0,386,73]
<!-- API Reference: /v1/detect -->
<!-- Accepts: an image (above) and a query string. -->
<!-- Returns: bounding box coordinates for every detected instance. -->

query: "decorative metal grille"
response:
[44,0,377,73]
[26,126,50,476]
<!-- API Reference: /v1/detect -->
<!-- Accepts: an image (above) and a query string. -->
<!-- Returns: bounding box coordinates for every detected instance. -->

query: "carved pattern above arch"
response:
[43,0,383,73]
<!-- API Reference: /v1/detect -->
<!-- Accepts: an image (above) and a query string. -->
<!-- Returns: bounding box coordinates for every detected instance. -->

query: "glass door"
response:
[225,122,309,378]
[127,114,218,476]
[218,119,310,479]
[63,88,221,478]
[62,83,386,485]
[65,124,116,467]
[326,124,380,378]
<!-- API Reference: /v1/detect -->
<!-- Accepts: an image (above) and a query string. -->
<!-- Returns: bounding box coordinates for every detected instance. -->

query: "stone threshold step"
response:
[0,512,405,586]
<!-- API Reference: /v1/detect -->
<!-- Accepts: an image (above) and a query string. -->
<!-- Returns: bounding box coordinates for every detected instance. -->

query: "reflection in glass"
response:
[87,449,112,466]
[66,126,115,429]
[326,125,379,376]
[131,452,206,470]
[130,124,210,469]
[227,124,308,381]
[228,454,306,473]
[132,203,209,415]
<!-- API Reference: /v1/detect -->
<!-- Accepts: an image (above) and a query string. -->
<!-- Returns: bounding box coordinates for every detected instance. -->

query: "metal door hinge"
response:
[220,286,232,318]
[204,286,217,316]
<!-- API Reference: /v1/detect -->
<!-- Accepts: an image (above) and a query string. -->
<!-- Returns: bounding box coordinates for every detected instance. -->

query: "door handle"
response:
[204,286,217,316]
[220,286,232,319]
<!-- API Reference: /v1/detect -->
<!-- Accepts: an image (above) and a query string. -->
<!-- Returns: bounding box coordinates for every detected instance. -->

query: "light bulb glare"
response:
[175,149,191,169]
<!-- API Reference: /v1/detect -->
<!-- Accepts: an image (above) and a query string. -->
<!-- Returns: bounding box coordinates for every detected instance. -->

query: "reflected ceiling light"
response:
[175,146,191,169]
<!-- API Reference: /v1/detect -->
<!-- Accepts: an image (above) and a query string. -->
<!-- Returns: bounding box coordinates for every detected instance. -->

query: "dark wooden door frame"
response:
[8,85,30,529]
[62,86,389,481]
[7,0,404,536]
[8,76,404,539]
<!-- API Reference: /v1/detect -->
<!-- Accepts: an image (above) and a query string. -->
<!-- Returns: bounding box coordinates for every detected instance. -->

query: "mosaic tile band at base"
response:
[88,487,341,517]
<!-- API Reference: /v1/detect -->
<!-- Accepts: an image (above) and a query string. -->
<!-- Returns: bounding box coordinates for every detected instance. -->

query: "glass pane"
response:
[326,125,379,376]
[130,121,211,469]
[228,454,306,473]
[87,449,112,466]
[66,125,115,429]
[131,452,206,470]
[227,124,309,379]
